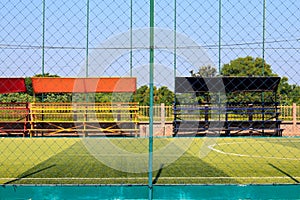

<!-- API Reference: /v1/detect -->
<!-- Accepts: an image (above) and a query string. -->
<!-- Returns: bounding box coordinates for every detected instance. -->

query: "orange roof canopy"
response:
[0,78,27,94]
[31,77,136,93]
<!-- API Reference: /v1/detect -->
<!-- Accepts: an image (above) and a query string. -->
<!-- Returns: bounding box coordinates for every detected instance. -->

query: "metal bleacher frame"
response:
[173,76,282,137]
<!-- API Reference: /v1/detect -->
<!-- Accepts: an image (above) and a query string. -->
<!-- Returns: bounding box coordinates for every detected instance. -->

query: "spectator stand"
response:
[0,78,29,136]
[29,77,138,137]
[173,77,282,136]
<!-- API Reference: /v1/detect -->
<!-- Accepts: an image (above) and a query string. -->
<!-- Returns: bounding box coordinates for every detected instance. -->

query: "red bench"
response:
[0,78,29,136]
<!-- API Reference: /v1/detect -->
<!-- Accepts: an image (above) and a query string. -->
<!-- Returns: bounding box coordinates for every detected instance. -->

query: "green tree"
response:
[190,65,217,77]
[25,77,33,96]
[221,56,274,77]
[290,85,300,105]
[133,85,149,105]
[156,86,174,105]
[278,79,300,105]
[96,93,133,103]
[95,93,112,103]
[133,85,174,105]
[0,93,34,103]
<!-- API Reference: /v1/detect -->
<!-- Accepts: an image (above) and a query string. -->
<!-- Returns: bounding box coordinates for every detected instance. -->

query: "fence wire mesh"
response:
[0,0,300,190]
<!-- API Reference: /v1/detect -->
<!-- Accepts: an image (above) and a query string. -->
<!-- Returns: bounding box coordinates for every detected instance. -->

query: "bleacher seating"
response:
[173,77,282,136]
[28,77,139,137]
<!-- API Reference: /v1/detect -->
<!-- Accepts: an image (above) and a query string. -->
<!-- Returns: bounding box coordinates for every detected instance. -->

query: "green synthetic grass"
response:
[1,137,300,185]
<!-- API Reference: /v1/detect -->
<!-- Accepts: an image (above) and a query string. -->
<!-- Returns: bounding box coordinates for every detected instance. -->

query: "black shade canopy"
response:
[175,77,281,93]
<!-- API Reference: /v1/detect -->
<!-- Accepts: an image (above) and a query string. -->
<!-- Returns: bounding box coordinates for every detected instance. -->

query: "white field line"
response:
[1,177,300,180]
[208,141,300,161]
[66,154,183,157]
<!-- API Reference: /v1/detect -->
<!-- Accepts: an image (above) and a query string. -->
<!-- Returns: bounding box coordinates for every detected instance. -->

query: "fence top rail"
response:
[31,77,137,93]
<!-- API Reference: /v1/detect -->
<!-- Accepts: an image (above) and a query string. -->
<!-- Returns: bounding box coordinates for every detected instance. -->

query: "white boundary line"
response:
[208,141,300,161]
[1,177,300,180]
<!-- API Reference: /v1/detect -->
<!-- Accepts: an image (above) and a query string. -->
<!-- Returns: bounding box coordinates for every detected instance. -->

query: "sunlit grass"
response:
[1,137,300,185]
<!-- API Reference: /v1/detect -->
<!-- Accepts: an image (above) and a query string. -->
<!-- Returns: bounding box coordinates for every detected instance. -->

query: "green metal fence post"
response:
[86,0,90,78]
[262,0,266,134]
[262,0,266,77]
[41,0,46,103]
[42,0,45,77]
[148,0,155,199]
[130,0,133,77]
[218,0,222,75]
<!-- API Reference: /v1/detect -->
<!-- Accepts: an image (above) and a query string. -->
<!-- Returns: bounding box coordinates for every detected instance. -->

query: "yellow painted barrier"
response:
[29,102,139,137]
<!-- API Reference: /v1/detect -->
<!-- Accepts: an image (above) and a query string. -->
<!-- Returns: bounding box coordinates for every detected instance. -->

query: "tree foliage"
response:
[221,56,274,77]
[190,65,217,77]
[133,85,174,105]
[0,93,34,103]
[277,77,300,105]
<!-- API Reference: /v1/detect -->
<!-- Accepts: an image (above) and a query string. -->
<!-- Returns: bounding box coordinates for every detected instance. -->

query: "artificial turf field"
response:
[1,137,300,185]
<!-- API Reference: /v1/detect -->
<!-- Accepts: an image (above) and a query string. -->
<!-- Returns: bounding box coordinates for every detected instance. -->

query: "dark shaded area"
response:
[269,163,300,183]
[3,164,56,185]
[152,164,164,184]
[6,141,147,185]
[5,141,234,185]
[152,156,233,184]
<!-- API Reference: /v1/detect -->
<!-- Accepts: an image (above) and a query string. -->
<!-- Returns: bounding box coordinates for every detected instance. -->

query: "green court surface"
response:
[1,137,300,185]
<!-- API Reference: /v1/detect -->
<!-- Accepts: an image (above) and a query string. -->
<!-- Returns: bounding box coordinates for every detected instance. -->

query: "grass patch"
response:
[1,137,300,184]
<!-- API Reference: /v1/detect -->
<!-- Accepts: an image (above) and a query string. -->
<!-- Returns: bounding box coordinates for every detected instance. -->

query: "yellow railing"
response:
[0,102,298,137]
[29,102,139,136]
[279,104,300,121]
[0,103,298,123]
[280,105,293,121]
[30,102,139,122]
[138,104,173,122]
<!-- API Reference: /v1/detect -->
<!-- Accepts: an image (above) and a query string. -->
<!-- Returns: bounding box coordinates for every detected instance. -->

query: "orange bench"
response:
[29,77,138,137]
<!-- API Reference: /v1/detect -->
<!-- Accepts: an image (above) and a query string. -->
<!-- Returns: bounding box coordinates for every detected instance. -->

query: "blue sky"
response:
[0,0,299,86]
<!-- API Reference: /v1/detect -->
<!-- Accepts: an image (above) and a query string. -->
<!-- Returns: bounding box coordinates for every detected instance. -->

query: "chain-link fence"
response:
[0,0,300,198]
